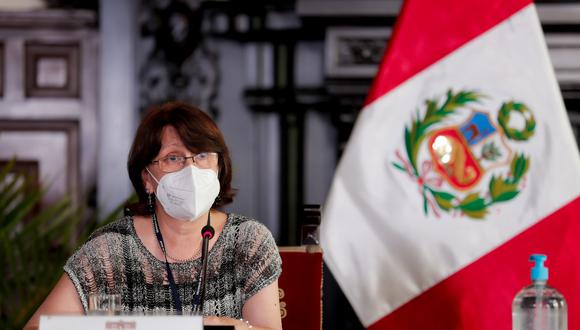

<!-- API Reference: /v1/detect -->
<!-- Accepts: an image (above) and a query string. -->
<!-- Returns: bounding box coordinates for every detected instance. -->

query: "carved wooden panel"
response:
[24,42,81,98]
[325,27,391,78]
[0,120,80,206]
[0,10,97,208]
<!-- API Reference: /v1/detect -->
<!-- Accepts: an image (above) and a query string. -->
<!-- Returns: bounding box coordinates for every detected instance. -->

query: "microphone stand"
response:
[193,212,215,315]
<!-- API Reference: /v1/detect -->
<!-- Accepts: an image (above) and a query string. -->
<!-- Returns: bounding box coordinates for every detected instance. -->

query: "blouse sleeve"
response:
[236,220,282,302]
[63,232,124,312]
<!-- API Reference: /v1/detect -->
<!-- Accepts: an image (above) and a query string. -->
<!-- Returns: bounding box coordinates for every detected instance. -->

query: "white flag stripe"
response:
[322,4,580,326]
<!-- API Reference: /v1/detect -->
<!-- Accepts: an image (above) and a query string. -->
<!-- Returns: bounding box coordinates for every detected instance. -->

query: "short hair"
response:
[126,101,234,215]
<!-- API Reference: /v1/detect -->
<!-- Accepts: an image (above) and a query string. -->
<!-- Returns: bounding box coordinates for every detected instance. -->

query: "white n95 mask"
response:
[147,165,220,221]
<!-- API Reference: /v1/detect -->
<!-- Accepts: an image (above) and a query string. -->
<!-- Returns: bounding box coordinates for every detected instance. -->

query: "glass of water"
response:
[87,293,122,315]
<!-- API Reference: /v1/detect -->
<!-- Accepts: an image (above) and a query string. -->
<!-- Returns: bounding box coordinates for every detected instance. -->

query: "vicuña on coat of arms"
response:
[392,89,536,219]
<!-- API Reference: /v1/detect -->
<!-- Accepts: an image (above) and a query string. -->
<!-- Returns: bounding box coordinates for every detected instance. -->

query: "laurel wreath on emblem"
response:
[392,90,535,219]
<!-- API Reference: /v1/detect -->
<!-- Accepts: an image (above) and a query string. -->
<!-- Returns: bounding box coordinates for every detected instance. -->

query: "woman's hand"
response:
[202,280,282,330]
[203,316,252,329]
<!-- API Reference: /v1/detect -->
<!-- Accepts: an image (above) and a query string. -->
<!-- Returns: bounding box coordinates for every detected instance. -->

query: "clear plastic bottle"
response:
[512,254,567,330]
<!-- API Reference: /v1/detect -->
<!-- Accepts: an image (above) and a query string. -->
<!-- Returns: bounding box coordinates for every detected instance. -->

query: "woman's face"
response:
[142,125,219,194]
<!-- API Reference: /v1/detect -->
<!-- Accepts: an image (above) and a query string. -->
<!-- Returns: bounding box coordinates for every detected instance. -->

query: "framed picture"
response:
[325,27,391,78]
[0,160,39,187]
[25,42,80,98]
[0,160,40,210]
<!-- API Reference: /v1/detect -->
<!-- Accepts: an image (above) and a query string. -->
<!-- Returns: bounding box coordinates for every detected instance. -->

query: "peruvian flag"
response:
[320,0,580,329]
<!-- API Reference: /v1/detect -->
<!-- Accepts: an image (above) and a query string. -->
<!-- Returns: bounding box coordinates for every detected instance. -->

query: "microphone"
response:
[193,212,214,314]
[201,225,215,239]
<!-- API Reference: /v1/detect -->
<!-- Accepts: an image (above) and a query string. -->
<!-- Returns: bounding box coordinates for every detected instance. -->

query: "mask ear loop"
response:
[145,167,160,184]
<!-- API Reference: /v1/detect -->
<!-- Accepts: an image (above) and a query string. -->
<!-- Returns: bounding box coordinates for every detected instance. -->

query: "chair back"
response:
[277,245,323,330]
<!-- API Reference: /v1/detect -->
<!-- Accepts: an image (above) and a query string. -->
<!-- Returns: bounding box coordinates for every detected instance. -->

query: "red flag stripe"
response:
[368,197,580,330]
[365,0,532,106]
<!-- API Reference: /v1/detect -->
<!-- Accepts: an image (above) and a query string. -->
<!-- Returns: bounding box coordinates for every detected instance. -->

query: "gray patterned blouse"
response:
[64,213,282,318]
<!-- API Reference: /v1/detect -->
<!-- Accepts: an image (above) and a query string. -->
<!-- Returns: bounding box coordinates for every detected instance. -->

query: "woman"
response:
[25,102,282,330]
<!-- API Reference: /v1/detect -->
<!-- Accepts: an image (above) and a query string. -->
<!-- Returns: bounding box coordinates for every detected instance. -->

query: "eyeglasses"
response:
[151,152,218,173]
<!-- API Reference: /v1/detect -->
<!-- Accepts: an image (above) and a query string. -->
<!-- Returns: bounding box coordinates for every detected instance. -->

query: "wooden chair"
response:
[277,205,323,330]
[278,245,323,330]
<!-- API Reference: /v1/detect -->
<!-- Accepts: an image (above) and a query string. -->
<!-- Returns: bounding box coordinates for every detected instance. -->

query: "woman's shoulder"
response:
[226,213,274,240]
[88,216,134,241]
[67,216,134,257]
[224,214,279,258]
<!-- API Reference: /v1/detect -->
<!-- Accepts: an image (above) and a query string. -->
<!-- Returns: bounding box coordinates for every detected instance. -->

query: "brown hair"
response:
[126,101,234,215]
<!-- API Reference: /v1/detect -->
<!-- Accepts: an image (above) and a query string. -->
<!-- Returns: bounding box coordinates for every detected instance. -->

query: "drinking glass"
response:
[87,293,122,315]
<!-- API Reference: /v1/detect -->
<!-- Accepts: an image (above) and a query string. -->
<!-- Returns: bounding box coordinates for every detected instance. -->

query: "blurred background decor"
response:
[0,1,578,329]
[0,160,128,330]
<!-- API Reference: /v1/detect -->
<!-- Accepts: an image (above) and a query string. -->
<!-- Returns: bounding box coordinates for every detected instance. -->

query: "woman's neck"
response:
[155,207,209,243]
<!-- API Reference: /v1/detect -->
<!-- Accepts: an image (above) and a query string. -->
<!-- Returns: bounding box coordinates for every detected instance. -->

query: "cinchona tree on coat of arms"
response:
[392,89,536,219]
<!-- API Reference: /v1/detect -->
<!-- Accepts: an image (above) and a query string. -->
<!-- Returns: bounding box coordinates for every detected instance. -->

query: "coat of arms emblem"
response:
[393,90,536,219]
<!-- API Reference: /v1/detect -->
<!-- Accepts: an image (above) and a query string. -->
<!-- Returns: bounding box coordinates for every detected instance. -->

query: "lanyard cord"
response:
[152,211,184,314]
[151,211,212,315]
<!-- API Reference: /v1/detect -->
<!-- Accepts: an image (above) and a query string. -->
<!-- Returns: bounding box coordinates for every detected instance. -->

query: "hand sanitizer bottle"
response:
[512,254,567,330]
